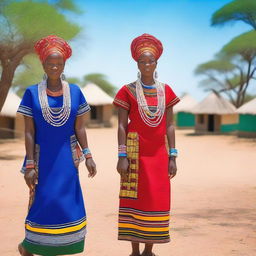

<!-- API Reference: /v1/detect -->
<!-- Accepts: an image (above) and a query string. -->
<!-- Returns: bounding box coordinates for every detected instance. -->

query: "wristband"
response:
[118,153,127,158]
[82,148,92,159]
[169,148,178,157]
[118,144,127,157]
[26,160,35,169]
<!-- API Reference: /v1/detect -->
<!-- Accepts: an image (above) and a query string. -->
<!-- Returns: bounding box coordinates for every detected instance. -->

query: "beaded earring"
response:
[61,73,66,81]
[137,71,141,79]
[43,73,48,81]
[154,70,158,79]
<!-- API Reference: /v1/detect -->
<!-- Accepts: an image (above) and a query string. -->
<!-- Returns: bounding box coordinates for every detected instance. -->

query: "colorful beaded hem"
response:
[22,239,84,255]
[118,208,170,243]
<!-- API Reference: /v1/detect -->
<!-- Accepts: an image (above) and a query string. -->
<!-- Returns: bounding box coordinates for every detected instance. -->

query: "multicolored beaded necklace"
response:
[135,79,165,127]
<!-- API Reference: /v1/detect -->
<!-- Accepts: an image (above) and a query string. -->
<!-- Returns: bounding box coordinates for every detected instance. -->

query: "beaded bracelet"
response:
[82,148,92,159]
[26,160,35,169]
[169,148,178,157]
[118,144,127,158]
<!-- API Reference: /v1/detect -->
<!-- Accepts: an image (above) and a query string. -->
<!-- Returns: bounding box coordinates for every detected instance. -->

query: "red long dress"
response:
[113,82,180,243]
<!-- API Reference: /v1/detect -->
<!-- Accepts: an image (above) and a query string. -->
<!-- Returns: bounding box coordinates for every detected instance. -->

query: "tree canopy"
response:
[12,54,43,97]
[195,60,236,74]
[221,30,256,59]
[83,73,117,96]
[198,0,256,107]
[0,0,81,111]
[211,0,256,30]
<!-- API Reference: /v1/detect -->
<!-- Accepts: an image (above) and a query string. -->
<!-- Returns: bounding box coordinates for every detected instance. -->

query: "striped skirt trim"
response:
[22,239,84,255]
[24,217,86,254]
[118,208,170,243]
[25,219,86,235]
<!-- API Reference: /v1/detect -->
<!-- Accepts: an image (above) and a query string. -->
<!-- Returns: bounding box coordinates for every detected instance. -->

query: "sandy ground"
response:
[0,128,256,256]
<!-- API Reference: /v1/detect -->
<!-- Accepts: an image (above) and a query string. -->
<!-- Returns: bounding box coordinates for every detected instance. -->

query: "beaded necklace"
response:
[135,79,165,127]
[38,79,71,127]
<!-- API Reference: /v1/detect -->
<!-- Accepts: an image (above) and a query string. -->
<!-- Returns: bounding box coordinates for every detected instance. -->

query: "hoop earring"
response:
[154,70,158,80]
[43,73,48,81]
[137,71,141,79]
[61,73,66,81]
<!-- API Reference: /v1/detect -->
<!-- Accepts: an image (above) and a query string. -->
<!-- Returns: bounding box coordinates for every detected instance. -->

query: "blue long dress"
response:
[17,83,90,255]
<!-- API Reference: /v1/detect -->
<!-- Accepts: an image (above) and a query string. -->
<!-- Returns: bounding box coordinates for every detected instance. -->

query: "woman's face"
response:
[43,52,65,80]
[137,51,157,77]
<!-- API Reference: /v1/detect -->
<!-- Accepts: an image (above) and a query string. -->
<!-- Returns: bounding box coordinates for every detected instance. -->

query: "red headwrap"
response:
[131,33,163,61]
[34,35,72,63]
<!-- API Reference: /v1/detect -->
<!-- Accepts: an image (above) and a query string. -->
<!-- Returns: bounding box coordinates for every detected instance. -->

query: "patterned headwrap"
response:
[34,35,72,63]
[131,33,163,61]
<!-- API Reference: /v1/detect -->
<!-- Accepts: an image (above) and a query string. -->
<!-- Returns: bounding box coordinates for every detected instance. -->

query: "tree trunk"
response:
[0,44,33,112]
[0,64,18,111]
[240,65,256,107]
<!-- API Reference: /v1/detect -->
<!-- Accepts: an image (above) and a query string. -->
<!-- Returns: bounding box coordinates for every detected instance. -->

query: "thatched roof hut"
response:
[1,91,21,117]
[174,94,197,128]
[236,98,256,137]
[192,92,238,133]
[81,83,114,127]
[0,91,23,138]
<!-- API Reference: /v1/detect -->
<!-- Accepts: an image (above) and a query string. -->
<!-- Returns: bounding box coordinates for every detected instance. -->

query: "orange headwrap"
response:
[131,33,163,61]
[34,35,72,63]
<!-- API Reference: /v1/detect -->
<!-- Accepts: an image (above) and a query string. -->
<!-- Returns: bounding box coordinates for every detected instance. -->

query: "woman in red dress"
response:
[113,34,180,256]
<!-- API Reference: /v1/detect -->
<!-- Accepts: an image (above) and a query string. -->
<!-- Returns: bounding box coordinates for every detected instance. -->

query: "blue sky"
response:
[64,0,250,100]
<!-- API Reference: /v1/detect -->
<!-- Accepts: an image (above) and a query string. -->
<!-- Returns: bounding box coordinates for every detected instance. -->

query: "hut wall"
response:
[195,114,221,132]
[237,114,256,137]
[102,105,113,127]
[89,105,103,123]
[195,114,208,132]
[214,115,221,132]
[176,112,195,128]
[0,116,15,138]
[220,114,238,132]
[85,105,113,127]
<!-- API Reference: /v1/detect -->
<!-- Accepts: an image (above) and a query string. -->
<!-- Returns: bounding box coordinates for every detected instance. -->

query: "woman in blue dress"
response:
[17,35,97,256]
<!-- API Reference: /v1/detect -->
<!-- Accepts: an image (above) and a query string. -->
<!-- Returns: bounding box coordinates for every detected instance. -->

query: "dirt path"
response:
[0,129,255,256]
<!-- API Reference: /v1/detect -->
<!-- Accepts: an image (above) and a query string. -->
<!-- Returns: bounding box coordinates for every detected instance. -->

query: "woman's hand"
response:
[85,158,97,178]
[169,157,177,179]
[117,157,129,181]
[24,168,38,189]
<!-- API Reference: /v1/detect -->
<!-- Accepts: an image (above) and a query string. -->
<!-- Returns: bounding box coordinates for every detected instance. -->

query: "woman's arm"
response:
[24,116,35,160]
[24,116,37,188]
[116,107,129,179]
[118,107,129,145]
[166,107,178,179]
[75,114,97,178]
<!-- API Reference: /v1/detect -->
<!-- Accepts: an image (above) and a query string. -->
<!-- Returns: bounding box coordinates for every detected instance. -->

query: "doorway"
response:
[208,115,215,132]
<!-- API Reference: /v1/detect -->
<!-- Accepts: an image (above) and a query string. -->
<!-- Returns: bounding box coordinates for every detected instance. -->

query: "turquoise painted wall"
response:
[238,114,256,132]
[220,124,238,132]
[176,112,195,127]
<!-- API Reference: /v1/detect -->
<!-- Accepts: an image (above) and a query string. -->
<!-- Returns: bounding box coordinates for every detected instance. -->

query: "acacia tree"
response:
[195,60,239,106]
[211,0,256,30]
[83,73,117,96]
[221,31,256,106]
[12,54,43,97]
[196,0,256,107]
[195,31,256,107]
[0,0,81,111]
